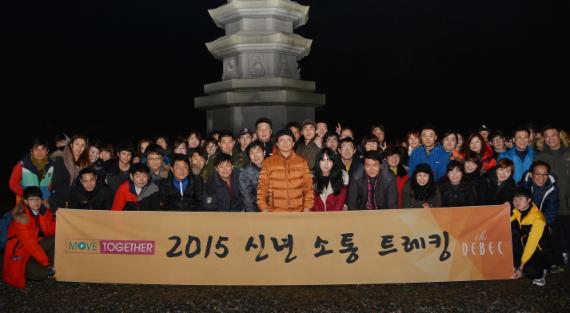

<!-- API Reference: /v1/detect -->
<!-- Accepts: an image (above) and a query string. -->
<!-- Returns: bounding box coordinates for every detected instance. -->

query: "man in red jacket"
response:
[3,186,56,289]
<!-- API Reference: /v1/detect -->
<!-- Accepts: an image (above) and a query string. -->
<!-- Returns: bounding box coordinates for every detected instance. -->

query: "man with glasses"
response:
[145,144,170,184]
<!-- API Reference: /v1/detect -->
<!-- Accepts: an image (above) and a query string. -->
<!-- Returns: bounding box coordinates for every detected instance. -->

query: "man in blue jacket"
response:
[498,127,534,183]
[408,126,450,181]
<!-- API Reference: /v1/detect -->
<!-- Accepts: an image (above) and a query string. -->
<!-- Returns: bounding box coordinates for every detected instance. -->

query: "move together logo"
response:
[66,239,155,255]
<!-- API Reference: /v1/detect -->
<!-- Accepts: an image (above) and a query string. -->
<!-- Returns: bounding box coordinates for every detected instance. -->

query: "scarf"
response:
[31,156,48,180]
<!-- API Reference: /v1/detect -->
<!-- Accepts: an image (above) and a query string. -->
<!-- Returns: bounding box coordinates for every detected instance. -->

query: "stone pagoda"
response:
[194,0,326,133]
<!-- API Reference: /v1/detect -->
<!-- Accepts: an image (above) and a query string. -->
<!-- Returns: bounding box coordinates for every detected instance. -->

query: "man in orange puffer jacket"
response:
[3,186,56,289]
[257,129,314,212]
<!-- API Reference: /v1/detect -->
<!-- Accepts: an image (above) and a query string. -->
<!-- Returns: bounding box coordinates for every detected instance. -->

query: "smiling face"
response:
[215,160,233,181]
[416,172,430,186]
[543,129,561,150]
[276,135,294,155]
[248,146,264,168]
[514,130,529,151]
[496,167,512,183]
[364,158,380,178]
[447,167,463,185]
[421,129,437,149]
[531,165,549,188]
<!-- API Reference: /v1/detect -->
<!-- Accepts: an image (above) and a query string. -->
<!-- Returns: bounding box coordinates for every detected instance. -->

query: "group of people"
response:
[3,117,569,288]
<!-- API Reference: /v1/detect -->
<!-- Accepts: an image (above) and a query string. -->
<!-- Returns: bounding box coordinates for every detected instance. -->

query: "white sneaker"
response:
[532,269,547,287]
[563,252,569,264]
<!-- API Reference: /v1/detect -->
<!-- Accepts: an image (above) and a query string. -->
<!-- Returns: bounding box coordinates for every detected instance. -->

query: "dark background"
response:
[1,1,568,206]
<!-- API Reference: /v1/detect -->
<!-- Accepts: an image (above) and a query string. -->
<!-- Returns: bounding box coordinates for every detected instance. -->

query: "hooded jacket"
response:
[2,204,55,288]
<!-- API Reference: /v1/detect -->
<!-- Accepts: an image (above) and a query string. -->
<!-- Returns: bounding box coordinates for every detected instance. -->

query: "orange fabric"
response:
[257,151,314,212]
[3,205,55,288]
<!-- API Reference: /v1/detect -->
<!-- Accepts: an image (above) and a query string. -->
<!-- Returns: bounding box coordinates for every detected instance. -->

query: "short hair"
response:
[78,167,98,179]
[101,143,115,156]
[116,143,135,155]
[256,117,273,129]
[370,124,385,133]
[214,153,233,167]
[339,137,356,149]
[173,137,188,149]
[464,152,482,169]
[286,121,302,130]
[324,131,340,142]
[421,124,438,134]
[30,138,49,150]
[446,160,464,173]
[154,135,169,144]
[514,186,532,199]
[145,144,165,157]
[383,146,401,158]
[530,160,550,173]
[513,126,530,136]
[23,186,42,199]
[190,147,208,160]
[441,131,457,141]
[541,125,559,135]
[246,141,265,155]
[497,158,515,173]
[490,130,505,141]
[130,163,150,175]
[363,151,382,163]
[361,134,380,149]
[170,153,190,166]
[218,130,235,142]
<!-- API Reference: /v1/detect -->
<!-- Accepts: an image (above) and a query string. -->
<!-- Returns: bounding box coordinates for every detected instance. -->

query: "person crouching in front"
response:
[3,186,56,288]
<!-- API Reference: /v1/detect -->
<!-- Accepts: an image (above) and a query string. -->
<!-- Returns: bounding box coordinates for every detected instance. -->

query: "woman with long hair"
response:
[49,134,90,210]
[312,148,348,211]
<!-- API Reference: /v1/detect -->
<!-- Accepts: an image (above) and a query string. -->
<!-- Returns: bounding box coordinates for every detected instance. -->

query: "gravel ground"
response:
[1,266,569,313]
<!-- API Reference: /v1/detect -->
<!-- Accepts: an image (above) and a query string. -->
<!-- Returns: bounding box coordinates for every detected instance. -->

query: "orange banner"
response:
[55,205,513,285]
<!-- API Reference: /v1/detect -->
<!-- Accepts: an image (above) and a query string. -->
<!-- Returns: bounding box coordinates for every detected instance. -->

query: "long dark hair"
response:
[314,148,343,195]
[68,134,90,167]
[411,163,436,201]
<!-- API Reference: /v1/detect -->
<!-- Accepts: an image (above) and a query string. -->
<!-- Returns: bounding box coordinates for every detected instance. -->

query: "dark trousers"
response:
[25,236,55,281]
[512,227,547,280]
[551,215,570,265]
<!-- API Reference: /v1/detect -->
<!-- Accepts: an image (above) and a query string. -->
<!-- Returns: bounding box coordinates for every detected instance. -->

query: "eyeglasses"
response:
[532,173,549,177]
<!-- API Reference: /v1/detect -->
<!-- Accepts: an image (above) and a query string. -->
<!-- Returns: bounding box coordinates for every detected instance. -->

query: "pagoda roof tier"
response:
[209,0,309,29]
[206,32,312,60]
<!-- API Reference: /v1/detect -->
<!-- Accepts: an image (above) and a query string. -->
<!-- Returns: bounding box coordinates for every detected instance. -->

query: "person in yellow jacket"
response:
[511,186,550,286]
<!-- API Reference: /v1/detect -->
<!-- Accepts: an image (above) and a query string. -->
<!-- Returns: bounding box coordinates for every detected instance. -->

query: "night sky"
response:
[1,1,568,204]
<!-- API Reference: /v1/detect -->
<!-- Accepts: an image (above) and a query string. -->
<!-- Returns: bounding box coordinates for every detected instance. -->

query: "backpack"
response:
[0,211,13,250]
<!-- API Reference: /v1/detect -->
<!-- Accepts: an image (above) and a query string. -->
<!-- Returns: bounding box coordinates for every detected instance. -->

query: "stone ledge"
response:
[204,78,315,94]
[195,89,325,109]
